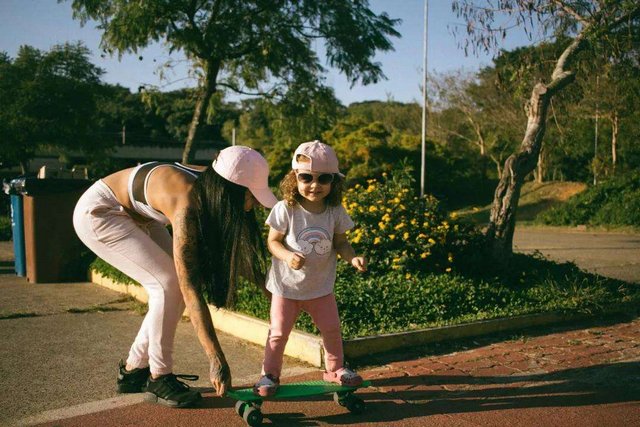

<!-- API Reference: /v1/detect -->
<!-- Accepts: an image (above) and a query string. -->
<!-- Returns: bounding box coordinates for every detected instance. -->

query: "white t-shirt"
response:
[265,200,354,300]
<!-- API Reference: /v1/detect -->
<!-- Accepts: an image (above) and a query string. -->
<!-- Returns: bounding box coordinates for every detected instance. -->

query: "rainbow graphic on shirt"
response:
[297,227,331,243]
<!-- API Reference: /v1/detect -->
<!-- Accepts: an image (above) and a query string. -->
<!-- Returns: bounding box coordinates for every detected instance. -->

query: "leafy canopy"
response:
[69,0,401,93]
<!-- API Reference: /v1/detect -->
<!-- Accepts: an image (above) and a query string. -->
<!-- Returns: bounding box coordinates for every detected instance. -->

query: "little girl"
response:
[253,140,366,397]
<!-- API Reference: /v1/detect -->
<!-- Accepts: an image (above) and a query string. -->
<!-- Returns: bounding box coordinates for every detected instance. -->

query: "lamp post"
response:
[420,0,429,197]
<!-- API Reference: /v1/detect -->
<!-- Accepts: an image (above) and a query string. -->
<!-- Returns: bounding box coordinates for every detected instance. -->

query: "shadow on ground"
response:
[255,362,639,426]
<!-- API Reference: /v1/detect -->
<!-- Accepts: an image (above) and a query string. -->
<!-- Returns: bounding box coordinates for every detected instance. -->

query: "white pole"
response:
[232,127,236,146]
[420,0,429,197]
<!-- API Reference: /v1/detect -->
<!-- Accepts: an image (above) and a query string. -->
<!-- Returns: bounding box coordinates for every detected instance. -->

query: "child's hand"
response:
[351,256,367,272]
[288,252,306,270]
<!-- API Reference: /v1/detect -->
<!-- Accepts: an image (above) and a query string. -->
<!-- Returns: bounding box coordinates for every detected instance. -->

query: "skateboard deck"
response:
[228,380,370,426]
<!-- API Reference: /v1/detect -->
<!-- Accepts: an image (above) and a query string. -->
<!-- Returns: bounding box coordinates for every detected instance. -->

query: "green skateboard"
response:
[227,380,370,426]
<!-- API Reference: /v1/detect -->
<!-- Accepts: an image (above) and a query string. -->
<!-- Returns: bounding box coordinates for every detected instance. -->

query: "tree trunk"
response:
[182,60,220,164]
[485,36,584,260]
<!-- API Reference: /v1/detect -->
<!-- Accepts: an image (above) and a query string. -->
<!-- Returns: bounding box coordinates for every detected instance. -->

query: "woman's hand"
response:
[209,354,231,396]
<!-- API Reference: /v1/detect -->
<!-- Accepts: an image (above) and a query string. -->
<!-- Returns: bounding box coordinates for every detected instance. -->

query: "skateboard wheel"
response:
[235,400,247,416]
[243,406,263,426]
[333,392,347,406]
[346,396,365,414]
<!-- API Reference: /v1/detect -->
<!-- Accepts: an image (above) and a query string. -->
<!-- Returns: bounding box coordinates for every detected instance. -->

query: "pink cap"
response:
[291,140,344,176]
[212,146,277,208]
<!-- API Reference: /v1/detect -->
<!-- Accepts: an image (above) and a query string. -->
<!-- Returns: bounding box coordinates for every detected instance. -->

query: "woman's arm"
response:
[172,205,231,396]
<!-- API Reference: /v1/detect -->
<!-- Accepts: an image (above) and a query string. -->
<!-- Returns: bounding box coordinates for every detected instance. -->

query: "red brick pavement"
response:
[37,317,640,426]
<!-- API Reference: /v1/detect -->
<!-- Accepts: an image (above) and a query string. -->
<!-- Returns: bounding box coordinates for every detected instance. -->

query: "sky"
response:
[0,0,533,106]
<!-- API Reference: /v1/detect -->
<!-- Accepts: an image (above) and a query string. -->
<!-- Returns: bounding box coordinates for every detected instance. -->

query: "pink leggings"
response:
[73,180,184,376]
[263,293,344,377]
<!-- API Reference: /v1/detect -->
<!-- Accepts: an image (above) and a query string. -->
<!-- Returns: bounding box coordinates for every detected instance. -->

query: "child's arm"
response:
[333,232,367,272]
[267,227,306,270]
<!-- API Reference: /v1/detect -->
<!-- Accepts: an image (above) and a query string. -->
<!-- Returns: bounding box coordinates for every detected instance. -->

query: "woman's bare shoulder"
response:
[146,165,198,221]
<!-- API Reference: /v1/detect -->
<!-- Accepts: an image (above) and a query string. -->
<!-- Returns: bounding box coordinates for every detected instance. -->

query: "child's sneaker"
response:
[323,367,363,387]
[253,374,280,397]
[117,359,150,393]
[144,373,202,408]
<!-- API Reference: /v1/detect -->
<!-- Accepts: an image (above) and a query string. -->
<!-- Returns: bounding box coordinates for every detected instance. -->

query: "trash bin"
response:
[3,178,28,277]
[4,177,28,277]
[11,177,93,283]
[10,193,26,277]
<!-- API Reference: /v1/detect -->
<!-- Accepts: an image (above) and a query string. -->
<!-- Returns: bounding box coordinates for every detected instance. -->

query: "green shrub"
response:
[537,172,640,227]
[341,165,483,276]
[235,253,640,339]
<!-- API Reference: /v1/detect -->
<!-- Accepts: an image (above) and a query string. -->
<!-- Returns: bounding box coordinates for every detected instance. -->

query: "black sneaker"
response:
[117,359,150,393]
[144,373,202,408]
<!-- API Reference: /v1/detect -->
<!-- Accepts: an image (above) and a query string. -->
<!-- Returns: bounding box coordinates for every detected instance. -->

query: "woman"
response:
[73,146,277,407]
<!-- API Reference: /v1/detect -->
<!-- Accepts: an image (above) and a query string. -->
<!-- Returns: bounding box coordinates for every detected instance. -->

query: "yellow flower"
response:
[405,273,412,279]
[417,233,427,239]
[366,185,376,193]
[369,205,378,212]
[389,234,396,240]
[420,252,429,259]
[382,172,388,177]
[373,237,381,245]
[391,197,400,204]
[352,235,362,244]
[378,222,386,230]
[394,223,405,230]
[448,254,454,263]
[450,212,458,219]
[355,184,361,189]
[403,232,409,240]
[428,238,436,245]
[391,265,401,270]
[410,219,417,226]
[445,267,452,273]
[382,213,391,222]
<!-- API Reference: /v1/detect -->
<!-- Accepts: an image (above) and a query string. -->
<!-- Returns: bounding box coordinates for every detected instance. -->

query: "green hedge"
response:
[536,172,640,228]
[235,254,640,339]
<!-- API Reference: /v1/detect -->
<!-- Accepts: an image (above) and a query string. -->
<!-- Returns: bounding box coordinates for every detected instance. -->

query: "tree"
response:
[452,0,640,259]
[69,0,400,163]
[430,69,521,180]
[0,43,104,173]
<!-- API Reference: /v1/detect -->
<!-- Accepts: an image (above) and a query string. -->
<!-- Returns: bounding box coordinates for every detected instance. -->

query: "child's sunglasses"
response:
[296,172,335,185]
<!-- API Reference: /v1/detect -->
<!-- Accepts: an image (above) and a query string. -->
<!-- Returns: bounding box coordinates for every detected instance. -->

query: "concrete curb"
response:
[342,312,588,359]
[91,271,590,366]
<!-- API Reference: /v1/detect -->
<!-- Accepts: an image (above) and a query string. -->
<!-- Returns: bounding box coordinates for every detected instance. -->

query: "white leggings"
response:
[73,180,184,376]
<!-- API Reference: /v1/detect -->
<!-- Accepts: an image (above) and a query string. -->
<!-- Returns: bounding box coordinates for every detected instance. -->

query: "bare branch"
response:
[552,0,590,26]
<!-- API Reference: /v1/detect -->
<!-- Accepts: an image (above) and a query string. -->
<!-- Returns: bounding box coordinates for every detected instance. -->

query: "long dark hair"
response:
[187,167,267,308]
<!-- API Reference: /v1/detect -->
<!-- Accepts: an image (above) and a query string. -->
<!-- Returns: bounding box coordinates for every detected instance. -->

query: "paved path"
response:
[513,228,640,283]
[26,317,640,426]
